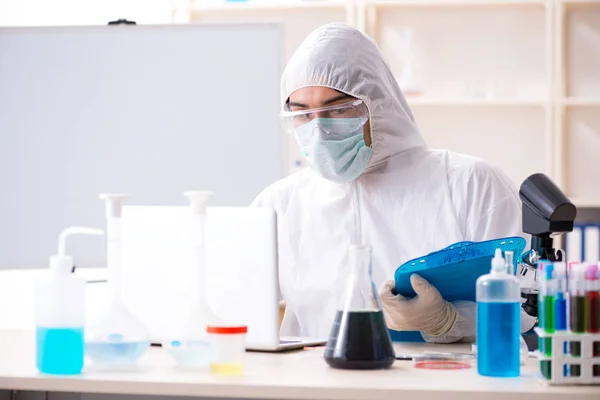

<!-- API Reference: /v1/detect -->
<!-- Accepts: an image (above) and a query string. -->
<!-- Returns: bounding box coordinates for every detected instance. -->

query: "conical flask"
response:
[162,191,222,368]
[324,245,395,369]
[85,194,150,368]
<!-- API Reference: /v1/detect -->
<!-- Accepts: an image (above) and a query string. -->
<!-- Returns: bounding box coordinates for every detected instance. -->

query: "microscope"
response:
[518,173,577,318]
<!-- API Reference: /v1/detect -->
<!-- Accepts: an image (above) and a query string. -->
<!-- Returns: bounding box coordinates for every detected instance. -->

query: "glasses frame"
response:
[280,98,368,135]
[280,98,364,118]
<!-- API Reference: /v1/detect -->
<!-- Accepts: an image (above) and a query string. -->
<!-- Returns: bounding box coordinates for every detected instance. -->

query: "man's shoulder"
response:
[429,149,504,182]
[428,148,518,201]
[265,168,311,195]
[251,168,311,209]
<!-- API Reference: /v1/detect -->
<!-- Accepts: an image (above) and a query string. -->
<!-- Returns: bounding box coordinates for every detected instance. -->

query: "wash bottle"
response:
[476,248,521,377]
[35,226,103,375]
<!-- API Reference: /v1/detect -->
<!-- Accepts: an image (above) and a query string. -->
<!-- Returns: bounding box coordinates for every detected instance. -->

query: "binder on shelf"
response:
[583,225,600,263]
[566,223,600,264]
[566,226,583,263]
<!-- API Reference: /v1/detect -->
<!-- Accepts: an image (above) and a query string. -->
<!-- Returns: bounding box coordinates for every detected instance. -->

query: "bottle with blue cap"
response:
[476,248,521,377]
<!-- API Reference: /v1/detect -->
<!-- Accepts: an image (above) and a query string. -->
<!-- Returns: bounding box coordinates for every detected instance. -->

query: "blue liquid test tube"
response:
[554,262,568,377]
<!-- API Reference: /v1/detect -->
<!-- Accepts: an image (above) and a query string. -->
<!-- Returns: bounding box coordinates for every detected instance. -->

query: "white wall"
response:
[0,0,173,26]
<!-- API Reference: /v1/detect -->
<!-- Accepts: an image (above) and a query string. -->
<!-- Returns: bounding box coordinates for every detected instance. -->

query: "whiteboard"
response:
[0,23,285,269]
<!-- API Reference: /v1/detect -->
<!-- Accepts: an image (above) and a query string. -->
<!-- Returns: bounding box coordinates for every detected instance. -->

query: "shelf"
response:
[189,0,549,12]
[559,0,600,8]
[365,0,547,7]
[410,106,547,185]
[180,0,598,196]
[406,98,547,107]
[562,98,600,107]
[190,0,350,12]
[572,198,600,208]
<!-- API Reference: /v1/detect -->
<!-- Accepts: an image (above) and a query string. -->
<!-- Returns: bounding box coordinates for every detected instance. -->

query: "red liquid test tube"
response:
[569,263,586,377]
[585,264,599,377]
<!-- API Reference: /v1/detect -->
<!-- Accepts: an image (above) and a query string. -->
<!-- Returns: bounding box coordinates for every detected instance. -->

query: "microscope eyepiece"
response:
[519,173,577,237]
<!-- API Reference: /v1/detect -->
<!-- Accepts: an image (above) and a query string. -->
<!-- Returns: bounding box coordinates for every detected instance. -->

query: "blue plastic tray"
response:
[389,236,527,342]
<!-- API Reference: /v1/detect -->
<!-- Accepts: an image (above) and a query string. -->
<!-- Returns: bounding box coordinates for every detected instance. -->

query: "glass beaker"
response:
[324,245,395,370]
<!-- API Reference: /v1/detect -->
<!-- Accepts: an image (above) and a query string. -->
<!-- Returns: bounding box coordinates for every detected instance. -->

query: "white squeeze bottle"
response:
[476,248,521,377]
[35,227,104,375]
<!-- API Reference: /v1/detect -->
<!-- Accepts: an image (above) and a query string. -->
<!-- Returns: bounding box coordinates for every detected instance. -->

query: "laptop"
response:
[119,205,326,352]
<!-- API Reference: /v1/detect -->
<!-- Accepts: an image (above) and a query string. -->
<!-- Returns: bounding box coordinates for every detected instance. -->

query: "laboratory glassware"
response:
[324,245,395,370]
[85,194,151,367]
[569,262,586,377]
[162,191,223,368]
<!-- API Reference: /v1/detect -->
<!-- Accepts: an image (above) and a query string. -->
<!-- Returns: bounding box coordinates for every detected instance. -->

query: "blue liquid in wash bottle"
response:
[36,327,85,374]
[476,249,521,377]
[35,227,104,375]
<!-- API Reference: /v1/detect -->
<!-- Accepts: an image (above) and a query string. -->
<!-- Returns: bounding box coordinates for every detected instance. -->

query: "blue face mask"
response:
[294,118,372,183]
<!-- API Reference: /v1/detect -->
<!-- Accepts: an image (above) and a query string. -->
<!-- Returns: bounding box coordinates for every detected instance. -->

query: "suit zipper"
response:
[350,181,362,245]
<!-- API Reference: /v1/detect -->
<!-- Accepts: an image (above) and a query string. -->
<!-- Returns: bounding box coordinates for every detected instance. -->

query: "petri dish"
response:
[412,353,474,370]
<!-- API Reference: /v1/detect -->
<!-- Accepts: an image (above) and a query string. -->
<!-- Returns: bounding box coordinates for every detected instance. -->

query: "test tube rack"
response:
[534,328,600,385]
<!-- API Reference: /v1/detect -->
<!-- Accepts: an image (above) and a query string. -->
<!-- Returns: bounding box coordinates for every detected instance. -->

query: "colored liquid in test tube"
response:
[584,263,599,377]
[553,262,568,378]
[553,263,568,331]
[538,262,554,380]
[569,263,586,377]
[537,261,549,350]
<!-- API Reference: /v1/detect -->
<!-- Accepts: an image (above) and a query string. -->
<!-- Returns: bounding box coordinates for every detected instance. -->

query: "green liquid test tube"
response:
[543,295,555,355]
[539,262,554,380]
[538,296,545,355]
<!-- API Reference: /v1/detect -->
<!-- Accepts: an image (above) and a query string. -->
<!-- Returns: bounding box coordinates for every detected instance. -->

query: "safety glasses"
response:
[280,99,368,135]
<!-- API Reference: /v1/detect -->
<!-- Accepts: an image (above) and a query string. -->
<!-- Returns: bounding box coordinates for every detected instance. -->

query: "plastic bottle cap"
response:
[491,248,505,273]
[544,263,554,280]
[568,261,579,272]
[206,326,247,334]
[585,263,598,280]
[554,262,566,278]
[572,263,587,281]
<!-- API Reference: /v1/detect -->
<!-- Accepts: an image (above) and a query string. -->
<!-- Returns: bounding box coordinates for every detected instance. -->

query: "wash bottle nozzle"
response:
[50,227,104,274]
[491,248,505,274]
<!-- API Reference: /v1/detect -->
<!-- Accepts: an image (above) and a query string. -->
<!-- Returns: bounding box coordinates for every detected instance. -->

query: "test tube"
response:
[554,262,568,332]
[585,263,599,377]
[554,262,568,378]
[537,261,554,380]
[505,251,514,275]
[569,263,586,377]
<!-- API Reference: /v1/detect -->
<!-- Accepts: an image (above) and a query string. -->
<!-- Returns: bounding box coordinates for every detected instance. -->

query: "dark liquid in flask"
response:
[324,310,395,370]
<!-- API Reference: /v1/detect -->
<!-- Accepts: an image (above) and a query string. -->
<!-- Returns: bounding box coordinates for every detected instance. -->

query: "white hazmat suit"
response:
[252,23,536,342]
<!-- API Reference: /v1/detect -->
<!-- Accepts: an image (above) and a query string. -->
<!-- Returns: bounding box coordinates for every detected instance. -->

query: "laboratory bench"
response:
[1,330,599,400]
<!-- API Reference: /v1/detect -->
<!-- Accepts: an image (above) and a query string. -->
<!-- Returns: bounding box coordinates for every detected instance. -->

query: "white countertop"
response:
[1,330,599,400]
